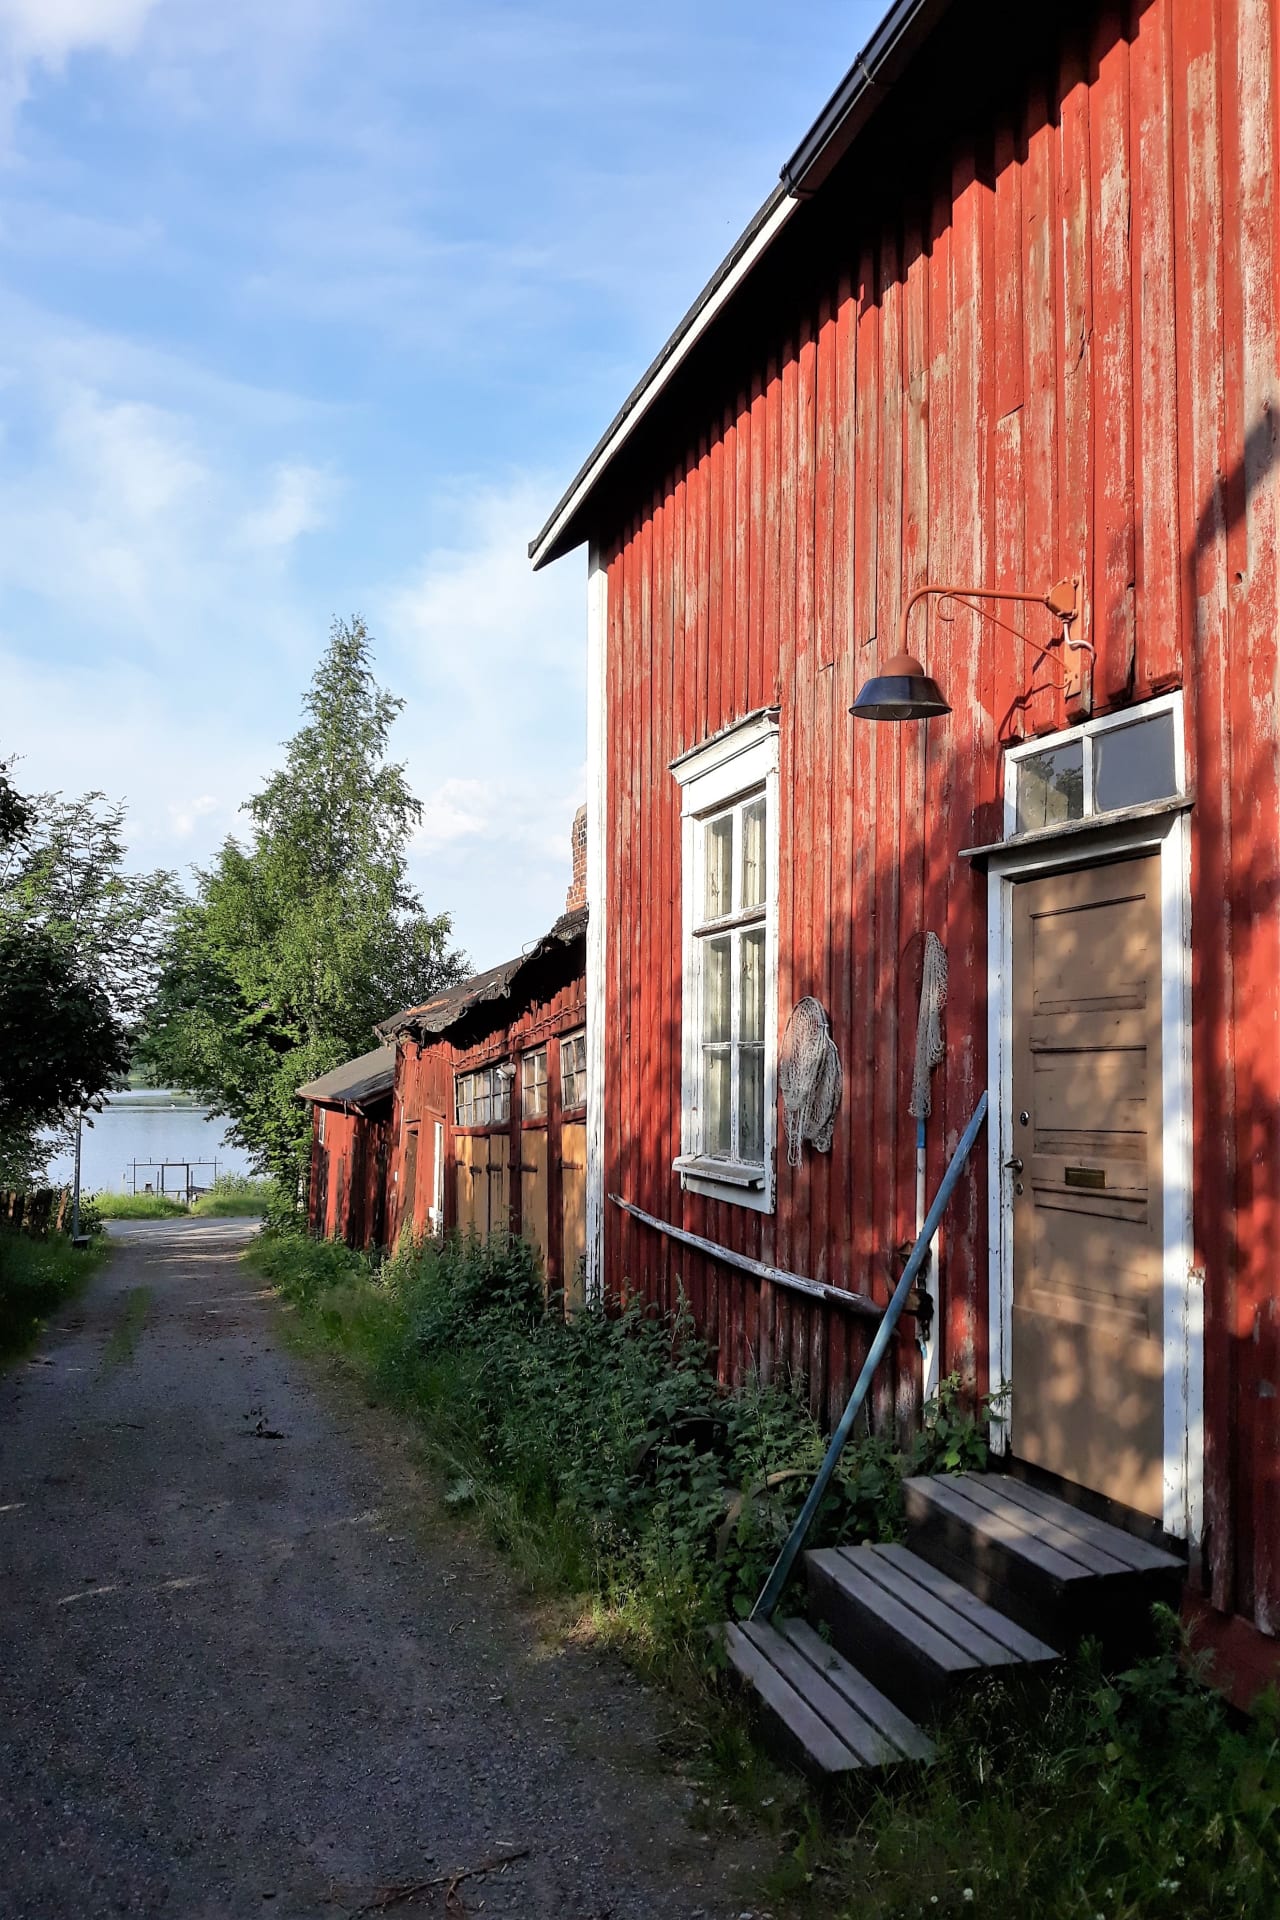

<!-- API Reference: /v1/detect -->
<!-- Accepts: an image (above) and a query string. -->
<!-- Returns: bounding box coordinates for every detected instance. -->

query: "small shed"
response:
[379,909,588,1302]
[297,1045,396,1251]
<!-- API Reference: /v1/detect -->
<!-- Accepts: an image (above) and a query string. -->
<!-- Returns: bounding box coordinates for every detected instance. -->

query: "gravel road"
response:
[0,1219,771,1919]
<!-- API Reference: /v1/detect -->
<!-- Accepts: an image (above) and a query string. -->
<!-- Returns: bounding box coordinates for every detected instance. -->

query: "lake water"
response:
[44,1091,255,1199]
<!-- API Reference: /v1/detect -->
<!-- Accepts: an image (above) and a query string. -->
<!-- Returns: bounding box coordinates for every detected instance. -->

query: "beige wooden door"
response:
[521,1129,550,1271]
[1010,854,1164,1517]
[456,1133,509,1240]
[560,1120,587,1310]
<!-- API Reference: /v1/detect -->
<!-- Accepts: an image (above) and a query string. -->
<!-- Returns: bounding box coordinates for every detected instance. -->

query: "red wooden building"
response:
[379,907,589,1300]
[298,1045,395,1250]
[532,0,1280,1695]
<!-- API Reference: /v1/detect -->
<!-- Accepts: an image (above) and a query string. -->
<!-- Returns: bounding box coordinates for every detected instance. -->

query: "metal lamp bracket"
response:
[906,574,1089,701]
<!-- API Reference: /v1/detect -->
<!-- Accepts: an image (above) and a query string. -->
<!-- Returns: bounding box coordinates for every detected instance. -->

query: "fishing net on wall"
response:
[909,931,948,1120]
[779,997,842,1167]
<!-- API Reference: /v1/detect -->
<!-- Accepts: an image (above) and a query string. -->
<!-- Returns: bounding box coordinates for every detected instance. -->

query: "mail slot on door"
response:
[1064,1166,1107,1190]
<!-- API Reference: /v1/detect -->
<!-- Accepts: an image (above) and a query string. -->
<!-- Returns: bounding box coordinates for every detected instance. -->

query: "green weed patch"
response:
[247,1227,1280,1918]
[92,1190,188,1219]
[0,1226,106,1364]
[190,1174,278,1218]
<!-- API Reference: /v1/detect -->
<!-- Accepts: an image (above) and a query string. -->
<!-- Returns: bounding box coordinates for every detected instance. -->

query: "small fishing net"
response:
[778,996,842,1167]
[909,931,948,1120]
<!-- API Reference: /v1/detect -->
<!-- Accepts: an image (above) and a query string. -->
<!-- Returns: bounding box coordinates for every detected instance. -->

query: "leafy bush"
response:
[815,1617,1280,1919]
[0,1225,104,1361]
[189,1173,279,1217]
[248,1226,991,1639]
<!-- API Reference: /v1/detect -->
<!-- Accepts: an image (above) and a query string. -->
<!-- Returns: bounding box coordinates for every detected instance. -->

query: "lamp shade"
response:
[849,650,951,722]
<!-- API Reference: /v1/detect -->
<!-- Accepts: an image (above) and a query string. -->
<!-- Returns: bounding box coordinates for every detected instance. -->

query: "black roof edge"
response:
[780,0,950,194]
[528,0,951,571]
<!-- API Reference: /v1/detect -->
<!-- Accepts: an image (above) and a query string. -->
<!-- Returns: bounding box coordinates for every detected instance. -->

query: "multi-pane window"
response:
[1007,695,1183,837]
[560,1030,587,1110]
[672,708,779,1211]
[454,1064,511,1128]
[696,793,768,1165]
[522,1047,548,1118]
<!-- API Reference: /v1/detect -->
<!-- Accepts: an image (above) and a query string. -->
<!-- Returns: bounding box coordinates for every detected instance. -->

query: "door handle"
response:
[1004,1156,1024,1174]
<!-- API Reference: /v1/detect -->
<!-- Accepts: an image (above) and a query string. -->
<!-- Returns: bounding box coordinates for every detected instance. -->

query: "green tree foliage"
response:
[141,617,467,1191]
[0,761,176,1184]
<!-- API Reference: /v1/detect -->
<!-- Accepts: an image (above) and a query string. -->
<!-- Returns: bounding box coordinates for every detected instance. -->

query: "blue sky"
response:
[0,0,882,969]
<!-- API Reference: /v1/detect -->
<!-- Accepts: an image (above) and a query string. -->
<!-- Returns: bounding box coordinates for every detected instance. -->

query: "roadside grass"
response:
[103,1285,152,1366]
[0,1225,107,1365]
[190,1174,278,1218]
[92,1190,189,1219]
[248,1226,1280,1918]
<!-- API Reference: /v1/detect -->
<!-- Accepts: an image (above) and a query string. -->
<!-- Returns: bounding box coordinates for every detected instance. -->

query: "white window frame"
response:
[522,1046,549,1119]
[560,1029,587,1112]
[317,1107,327,1147]
[671,708,780,1213]
[1003,688,1186,838]
[454,1064,511,1130]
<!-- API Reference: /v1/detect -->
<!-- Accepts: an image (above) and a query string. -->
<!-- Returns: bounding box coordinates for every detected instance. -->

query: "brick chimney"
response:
[565,803,587,912]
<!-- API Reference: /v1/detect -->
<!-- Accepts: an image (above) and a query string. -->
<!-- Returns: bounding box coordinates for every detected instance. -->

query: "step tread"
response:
[872,1543,1060,1663]
[838,1544,1024,1666]
[721,1621,935,1775]
[807,1546,982,1675]
[946,1476,1136,1576]
[721,1623,858,1775]
[778,1619,937,1762]
[962,1473,1184,1574]
[905,1475,1098,1586]
[739,1622,896,1767]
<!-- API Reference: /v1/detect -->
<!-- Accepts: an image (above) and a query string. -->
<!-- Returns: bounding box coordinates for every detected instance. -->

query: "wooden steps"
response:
[903,1471,1185,1657]
[805,1541,1059,1722]
[719,1618,936,1778]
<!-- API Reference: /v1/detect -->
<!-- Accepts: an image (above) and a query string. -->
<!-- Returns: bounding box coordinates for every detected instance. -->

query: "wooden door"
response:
[560,1120,587,1309]
[1010,854,1164,1517]
[401,1128,419,1244]
[456,1133,508,1241]
[521,1129,550,1271]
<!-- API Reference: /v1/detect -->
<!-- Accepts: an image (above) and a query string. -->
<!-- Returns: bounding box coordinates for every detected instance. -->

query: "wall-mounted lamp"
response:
[850,578,1085,722]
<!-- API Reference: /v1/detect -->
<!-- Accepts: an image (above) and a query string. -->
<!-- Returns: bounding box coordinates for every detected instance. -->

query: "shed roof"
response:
[379,907,587,1042]
[296,1044,396,1110]
[528,0,950,570]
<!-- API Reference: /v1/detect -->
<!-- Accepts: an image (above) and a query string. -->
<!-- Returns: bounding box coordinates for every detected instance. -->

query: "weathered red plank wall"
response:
[388,967,587,1282]
[308,1105,391,1251]
[598,0,1280,1629]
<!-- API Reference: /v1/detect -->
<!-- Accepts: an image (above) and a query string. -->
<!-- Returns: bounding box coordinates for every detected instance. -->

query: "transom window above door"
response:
[670,708,780,1213]
[1004,692,1185,838]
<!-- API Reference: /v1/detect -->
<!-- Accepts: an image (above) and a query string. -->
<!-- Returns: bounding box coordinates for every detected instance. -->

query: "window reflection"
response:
[1093,712,1176,814]
[1016,741,1085,833]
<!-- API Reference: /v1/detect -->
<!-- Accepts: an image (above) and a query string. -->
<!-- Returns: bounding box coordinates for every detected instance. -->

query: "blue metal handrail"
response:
[750,1090,989,1623]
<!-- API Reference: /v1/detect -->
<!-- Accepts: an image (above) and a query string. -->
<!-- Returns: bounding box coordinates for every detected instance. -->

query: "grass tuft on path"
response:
[190,1175,278,1218]
[247,1225,1280,1919]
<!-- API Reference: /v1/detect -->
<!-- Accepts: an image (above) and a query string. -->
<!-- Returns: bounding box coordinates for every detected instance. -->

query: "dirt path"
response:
[0,1220,770,1919]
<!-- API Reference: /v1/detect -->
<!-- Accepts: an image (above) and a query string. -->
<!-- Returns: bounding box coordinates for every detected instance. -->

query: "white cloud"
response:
[237,461,336,550]
[0,0,160,122]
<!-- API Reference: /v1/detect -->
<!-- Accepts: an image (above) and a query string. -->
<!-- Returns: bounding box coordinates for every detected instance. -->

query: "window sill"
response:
[673,1153,772,1212]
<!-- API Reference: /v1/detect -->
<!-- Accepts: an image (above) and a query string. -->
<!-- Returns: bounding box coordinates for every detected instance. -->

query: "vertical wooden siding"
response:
[600,0,1280,1628]
[388,965,588,1291]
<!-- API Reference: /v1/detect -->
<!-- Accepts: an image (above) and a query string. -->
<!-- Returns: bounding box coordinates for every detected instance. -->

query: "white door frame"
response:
[985,803,1201,1542]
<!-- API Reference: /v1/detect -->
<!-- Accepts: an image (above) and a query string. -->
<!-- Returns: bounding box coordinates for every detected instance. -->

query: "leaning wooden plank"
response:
[610,1192,884,1317]
[741,1622,895,1767]
[719,1624,858,1776]
[874,1545,1060,1662]
[952,1475,1132,1576]
[780,1620,936,1762]
[968,1473,1183,1573]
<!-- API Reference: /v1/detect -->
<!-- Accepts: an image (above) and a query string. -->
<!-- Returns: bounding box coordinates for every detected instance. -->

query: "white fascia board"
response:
[528,196,798,572]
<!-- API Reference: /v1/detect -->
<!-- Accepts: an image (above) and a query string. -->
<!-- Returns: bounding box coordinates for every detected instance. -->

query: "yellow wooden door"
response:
[560,1120,587,1309]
